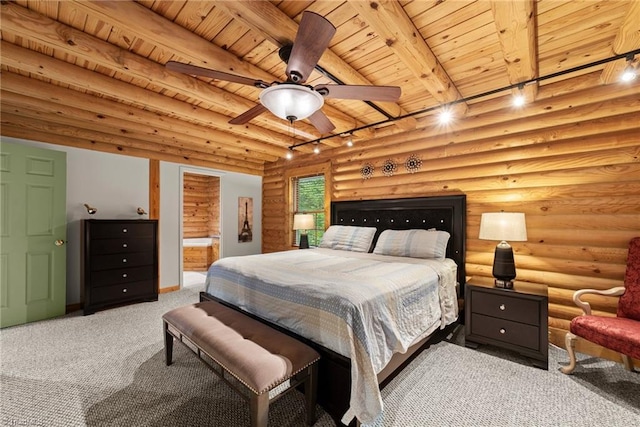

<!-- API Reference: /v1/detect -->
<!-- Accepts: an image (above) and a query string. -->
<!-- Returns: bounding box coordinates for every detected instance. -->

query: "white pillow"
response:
[373,229,450,259]
[318,225,377,252]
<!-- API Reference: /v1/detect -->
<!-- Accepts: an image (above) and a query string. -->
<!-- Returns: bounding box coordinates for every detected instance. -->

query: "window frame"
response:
[284,162,331,249]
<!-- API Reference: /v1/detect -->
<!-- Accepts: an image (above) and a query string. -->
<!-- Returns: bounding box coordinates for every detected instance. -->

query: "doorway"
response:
[181,171,220,289]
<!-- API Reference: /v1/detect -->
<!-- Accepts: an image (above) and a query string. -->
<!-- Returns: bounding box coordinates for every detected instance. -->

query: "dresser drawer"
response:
[470,313,540,351]
[91,266,155,287]
[91,280,155,303]
[471,291,540,325]
[91,251,154,271]
[91,237,155,255]
[89,222,156,239]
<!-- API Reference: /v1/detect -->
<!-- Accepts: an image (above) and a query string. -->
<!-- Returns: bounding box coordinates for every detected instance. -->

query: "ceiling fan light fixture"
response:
[259,84,324,122]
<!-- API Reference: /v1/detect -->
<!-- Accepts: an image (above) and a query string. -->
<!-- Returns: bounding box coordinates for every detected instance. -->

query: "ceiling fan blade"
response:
[307,110,336,134]
[166,61,268,88]
[314,84,401,102]
[286,12,336,83]
[229,104,268,125]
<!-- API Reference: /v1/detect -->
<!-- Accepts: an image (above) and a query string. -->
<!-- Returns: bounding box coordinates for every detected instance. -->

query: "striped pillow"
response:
[373,229,450,259]
[318,225,377,252]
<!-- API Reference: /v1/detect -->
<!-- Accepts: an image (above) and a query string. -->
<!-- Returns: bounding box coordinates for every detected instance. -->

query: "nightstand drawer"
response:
[470,313,540,351]
[471,291,540,325]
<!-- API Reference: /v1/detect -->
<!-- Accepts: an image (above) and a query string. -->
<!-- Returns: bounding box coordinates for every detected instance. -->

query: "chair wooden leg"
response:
[621,354,636,372]
[250,392,269,427]
[560,332,578,374]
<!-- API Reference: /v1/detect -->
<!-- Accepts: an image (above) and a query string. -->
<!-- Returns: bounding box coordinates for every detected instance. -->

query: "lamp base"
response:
[299,233,309,249]
[492,242,516,288]
[494,279,514,289]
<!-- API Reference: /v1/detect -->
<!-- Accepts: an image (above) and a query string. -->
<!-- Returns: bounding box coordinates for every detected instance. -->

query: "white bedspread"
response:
[205,248,458,424]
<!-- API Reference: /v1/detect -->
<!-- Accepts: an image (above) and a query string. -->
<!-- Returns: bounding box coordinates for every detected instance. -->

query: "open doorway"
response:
[182,171,220,289]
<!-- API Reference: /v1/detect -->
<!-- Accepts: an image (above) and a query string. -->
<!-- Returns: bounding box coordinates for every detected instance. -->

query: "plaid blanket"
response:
[205,248,458,424]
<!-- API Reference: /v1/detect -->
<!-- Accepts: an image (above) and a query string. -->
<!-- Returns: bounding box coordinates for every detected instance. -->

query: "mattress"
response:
[204,248,458,424]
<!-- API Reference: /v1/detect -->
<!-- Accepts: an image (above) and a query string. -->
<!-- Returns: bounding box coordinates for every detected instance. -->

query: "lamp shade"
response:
[479,212,527,242]
[260,84,324,122]
[293,213,315,231]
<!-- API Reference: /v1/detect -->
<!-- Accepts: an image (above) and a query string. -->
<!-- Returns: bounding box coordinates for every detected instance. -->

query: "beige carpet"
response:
[1,287,638,426]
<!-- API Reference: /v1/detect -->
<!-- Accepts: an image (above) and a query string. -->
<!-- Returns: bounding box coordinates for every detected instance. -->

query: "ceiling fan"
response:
[166,11,401,134]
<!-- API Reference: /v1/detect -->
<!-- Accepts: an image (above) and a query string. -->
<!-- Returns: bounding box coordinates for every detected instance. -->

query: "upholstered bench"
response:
[162,300,320,427]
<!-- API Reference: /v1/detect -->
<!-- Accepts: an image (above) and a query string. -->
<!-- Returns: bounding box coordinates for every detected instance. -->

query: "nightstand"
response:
[464,278,548,369]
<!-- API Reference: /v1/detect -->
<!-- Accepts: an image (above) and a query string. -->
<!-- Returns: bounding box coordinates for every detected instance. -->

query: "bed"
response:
[201,195,466,425]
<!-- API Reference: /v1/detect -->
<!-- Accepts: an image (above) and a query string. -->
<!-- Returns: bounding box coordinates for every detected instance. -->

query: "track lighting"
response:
[285,149,293,160]
[287,48,640,152]
[346,138,353,147]
[621,54,636,82]
[84,203,97,215]
[438,109,453,124]
[512,83,525,107]
[313,144,320,154]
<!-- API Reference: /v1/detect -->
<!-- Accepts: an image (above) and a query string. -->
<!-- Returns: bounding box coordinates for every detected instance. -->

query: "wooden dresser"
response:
[82,219,158,315]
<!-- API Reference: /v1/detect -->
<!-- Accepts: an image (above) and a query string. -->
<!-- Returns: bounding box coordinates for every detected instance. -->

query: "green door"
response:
[0,140,67,328]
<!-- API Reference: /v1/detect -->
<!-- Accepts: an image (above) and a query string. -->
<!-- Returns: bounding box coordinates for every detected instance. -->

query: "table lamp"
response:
[479,212,527,288]
[293,213,315,249]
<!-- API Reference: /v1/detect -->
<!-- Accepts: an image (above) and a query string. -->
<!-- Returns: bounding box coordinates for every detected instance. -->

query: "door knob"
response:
[54,239,66,246]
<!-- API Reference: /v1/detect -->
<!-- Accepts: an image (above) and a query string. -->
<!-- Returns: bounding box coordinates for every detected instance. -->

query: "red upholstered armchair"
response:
[561,237,640,374]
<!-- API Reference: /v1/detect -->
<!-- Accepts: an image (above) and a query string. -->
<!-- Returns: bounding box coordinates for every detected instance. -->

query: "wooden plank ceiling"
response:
[1,0,638,175]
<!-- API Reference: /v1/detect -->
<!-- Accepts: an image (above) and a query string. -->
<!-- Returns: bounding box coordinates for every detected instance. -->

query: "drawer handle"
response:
[123,228,128,233]
[500,328,506,334]
[122,273,128,278]
[499,304,506,311]
[123,288,127,293]
[122,258,127,263]
[122,243,128,248]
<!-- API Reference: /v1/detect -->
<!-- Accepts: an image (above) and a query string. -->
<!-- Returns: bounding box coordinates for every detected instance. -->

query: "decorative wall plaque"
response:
[405,154,422,173]
[382,159,398,176]
[360,163,374,179]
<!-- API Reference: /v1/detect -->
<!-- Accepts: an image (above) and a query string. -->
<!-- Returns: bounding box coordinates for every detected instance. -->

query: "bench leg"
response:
[250,392,269,427]
[164,321,173,366]
[305,364,318,425]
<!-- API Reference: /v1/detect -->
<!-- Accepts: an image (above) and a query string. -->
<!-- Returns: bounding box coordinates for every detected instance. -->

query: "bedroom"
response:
[1,0,639,425]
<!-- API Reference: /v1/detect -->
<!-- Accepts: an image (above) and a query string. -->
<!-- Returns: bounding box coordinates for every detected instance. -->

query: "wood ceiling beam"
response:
[215,0,409,125]
[66,0,360,140]
[491,0,539,102]
[349,0,466,113]
[0,41,311,157]
[600,0,640,84]
[0,114,263,175]
[0,72,287,160]
[0,110,265,169]
[1,89,278,164]
[0,1,318,142]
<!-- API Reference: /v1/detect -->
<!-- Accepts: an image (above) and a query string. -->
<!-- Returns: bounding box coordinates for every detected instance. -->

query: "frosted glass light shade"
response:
[293,213,315,230]
[260,84,324,121]
[479,212,527,242]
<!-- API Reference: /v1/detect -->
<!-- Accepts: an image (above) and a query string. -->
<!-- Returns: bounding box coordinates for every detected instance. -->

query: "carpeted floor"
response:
[1,286,638,426]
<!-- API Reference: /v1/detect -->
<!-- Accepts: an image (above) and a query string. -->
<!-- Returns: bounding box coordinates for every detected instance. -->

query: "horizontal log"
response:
[1,125,262,175]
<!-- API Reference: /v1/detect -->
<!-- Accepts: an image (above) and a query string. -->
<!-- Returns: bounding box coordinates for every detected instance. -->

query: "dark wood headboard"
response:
[331,195,466,295]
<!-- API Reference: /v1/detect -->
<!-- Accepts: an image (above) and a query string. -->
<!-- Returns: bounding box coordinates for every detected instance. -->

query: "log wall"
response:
[263,73,640,366]
[183,173,220,238]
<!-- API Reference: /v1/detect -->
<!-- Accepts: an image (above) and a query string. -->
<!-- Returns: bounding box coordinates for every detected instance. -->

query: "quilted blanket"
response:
[204,248,458,424]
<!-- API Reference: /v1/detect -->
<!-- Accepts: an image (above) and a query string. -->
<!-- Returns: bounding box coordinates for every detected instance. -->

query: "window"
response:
[292,175,325,247]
